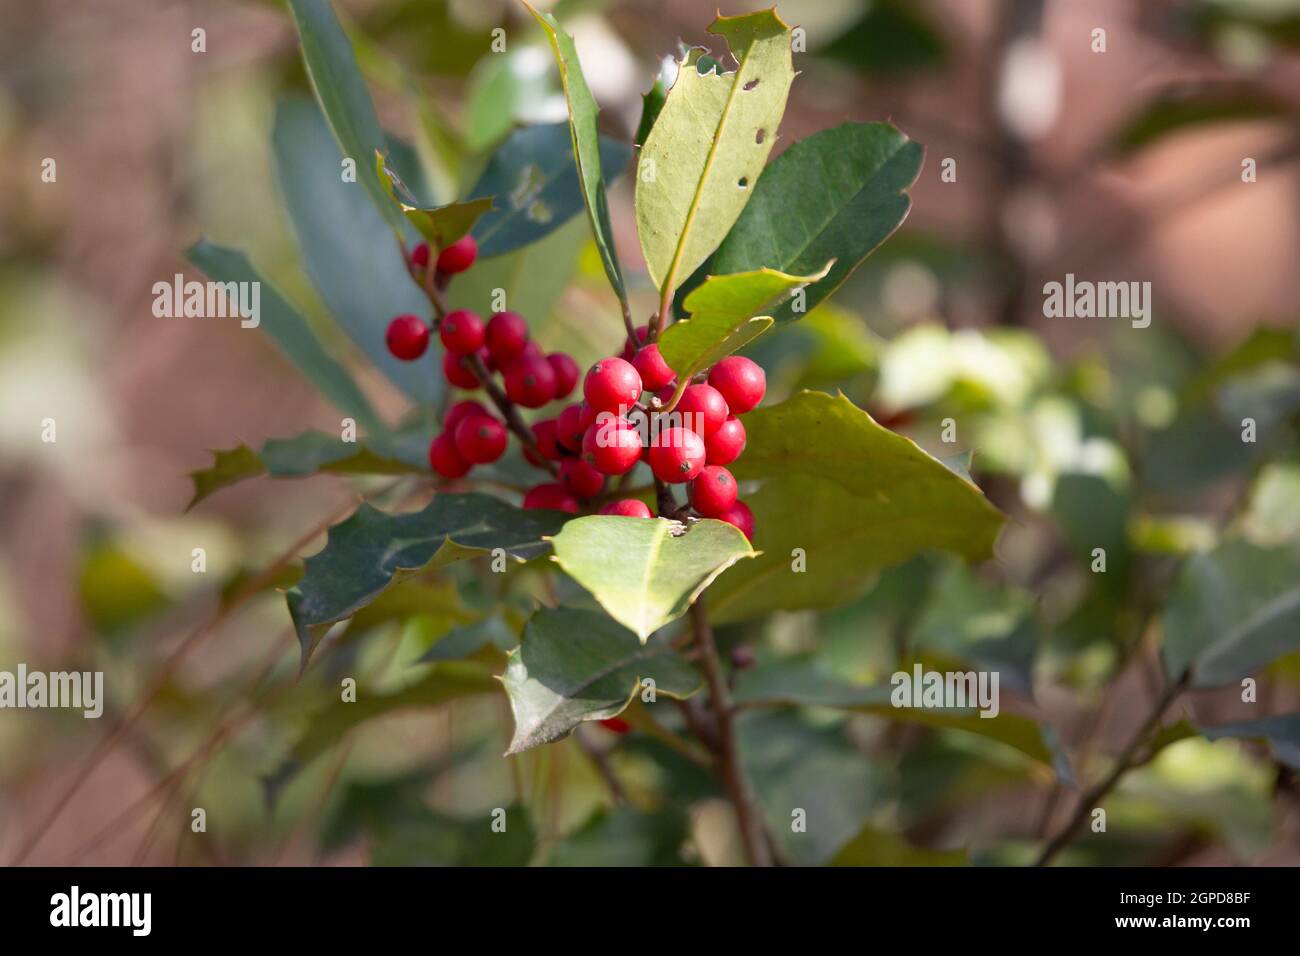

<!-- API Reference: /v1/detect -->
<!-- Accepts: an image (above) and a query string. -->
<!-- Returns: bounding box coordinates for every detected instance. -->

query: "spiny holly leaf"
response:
[467,122,632,258]
[185,240,379,429]
[285,0,404,231]
[707,391,1005,621]
[658,263,832,380]
[708,122,923,322]
[186,431,422,510]
[287,494,568,669]
[375,152,493,249]
[502,607,701,753]
[547,516,757,641]
[634,63,670,148]
[524,1,629,314]
[635,10,795,300]
[1162,538,1300,688]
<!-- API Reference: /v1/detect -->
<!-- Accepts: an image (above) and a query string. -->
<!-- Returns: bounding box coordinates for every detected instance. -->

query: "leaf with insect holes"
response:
[658,263,832,381]
[502,607,701,753]
[548,516,757,641]
[467,122,632,258]
[375,152,493,249]
[635,10,795,299]
[706,391,1005,621]
[285,0,405,231]
[186,240,380,430]
[286,494,569,670]
[186,431,424,510]
[524,2,629,313]
[704,122,923,322]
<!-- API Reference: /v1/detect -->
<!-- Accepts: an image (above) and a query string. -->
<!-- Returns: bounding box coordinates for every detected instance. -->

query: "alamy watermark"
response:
[0,664,104,718]
[1042,273,1151,328]
[152,273,260,328]
[890,664,1000,718]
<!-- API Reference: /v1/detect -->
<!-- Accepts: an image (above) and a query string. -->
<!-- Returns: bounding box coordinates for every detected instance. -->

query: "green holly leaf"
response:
[375,152,492,249]
[634,60,671,148]
[1162,537,1300,688]
[635,10,795,300]
[185,240,380,429]
[708,122,924,322]
[524,2,629,313]
[502,607,701,754]
[547,516,757,641]
[186,431,423,510]
[285,0,404,231]
[467,122,632,258]
[658,263,832,382]
[707,390,1005,621]
[287,494,568,669]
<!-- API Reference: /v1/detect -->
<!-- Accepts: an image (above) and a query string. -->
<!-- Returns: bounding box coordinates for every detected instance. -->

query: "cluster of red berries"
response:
[385,239,763,541]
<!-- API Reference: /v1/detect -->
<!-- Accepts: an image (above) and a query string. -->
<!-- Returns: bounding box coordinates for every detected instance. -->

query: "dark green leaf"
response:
[548,806,694,866]
[375,152,493,249]
[1202,712,1300,771]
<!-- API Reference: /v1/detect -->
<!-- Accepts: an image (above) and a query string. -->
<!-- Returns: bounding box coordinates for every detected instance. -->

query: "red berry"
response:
[582,414,644,476]
[621,324,650,361]
[523,482,580,513]
[437,235,477,275]
[561,458,605,499]
[503,354,557,409]
[439,309,485,355]
[442,350,482,389]
[386,314,429,361]
[705,416,746,465]
[547,353,581,399]
[632,344,676,392]
[583,357,642,413]
[674,383,729,437]
[648,427,706,483]
[599,716,632,734]
[428,433,471,478]
[689,466,738,518]
[454,414,507,464]
[600,499,653,518]
[531,419,562,461]
[445,399,488,434]
[708,356,766,414]
[719,499,754,540]
[556,403,586,452]
[411,243,430,268]
[485,311,529,364]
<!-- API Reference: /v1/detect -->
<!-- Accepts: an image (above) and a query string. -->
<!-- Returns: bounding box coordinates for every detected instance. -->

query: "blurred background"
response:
[1,0,1298,865]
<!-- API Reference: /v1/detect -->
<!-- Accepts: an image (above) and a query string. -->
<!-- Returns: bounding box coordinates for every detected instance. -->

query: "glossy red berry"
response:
[442,350,482,389]
[719,499,754,540]
[600,499,653,518]
[386,314,429,361]
[674,383,729,437]
[523,482,580,513]
[648,427,706,484]
[632,344,676,392]
[485,311,529,364]
[561,458,605,499]
[556,403,587,452]
[454,414,507,464]
[704,415,746,466]
[708,356,766,414]
[428,433,471,478]
[445,399,488,435]
[582,414,643,476]
[531,419,562,461]
[439,309,485,355]
[547,353,581,400]
[583,357,642,413]
[503,354,557,409]
[412,243,430,268]
[437,235,477,275]
[689,465,738,518]
[599,716,632,734]
[621,324,650,361]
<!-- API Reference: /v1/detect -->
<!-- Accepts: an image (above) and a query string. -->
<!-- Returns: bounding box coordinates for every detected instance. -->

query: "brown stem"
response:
[653,477,677,518]
[575,726,627,805]
[1034,670,1190,866]
[689,599,773,866]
